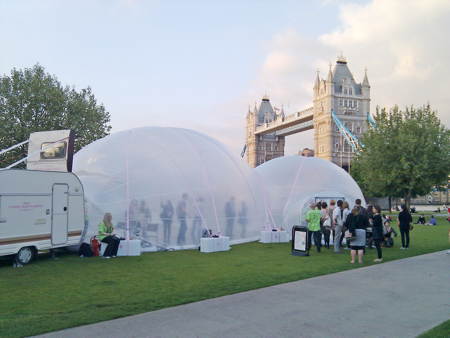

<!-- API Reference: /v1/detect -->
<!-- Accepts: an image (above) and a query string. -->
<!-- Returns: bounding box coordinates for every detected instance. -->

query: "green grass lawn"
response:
[1,217,449,337]
[417,319,450,338]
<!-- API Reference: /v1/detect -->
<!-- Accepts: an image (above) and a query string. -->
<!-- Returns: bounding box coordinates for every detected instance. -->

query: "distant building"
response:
[313,55,370,171]
[245,56,371,171]
[245,95,285,168]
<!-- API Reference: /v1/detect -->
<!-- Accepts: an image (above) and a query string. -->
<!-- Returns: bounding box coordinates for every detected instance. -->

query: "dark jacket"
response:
[398,210,412,230]
[372,214,384,240]
[349,213,369,231]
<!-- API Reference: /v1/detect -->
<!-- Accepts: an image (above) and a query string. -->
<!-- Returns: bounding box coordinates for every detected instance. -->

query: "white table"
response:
[200,237,230,253]
[100,239,141,256]
[260,230,289,243]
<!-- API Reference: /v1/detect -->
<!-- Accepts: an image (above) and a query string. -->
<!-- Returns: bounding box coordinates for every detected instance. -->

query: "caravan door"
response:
[52,184,69,245]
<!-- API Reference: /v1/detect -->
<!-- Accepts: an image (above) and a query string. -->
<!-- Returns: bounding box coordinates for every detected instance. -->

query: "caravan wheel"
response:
[16,247,35,265]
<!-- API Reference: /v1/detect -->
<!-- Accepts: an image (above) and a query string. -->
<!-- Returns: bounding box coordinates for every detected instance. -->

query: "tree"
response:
[0,64,111,168]
[351,105,450,208]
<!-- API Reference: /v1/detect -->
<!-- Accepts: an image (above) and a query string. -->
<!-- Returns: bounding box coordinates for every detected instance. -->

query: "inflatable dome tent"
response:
[73,127,269,251]
[255,156,365,233]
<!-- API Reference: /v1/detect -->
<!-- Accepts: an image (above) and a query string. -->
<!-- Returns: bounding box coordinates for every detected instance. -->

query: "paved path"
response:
[37,251,450,338]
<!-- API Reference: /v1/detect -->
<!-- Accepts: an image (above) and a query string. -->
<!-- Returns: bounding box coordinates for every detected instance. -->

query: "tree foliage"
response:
[0,64,111,168]
[351,105,450,207]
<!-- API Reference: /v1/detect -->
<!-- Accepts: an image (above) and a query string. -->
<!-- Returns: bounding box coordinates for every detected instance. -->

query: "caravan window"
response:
[40,141,67,159]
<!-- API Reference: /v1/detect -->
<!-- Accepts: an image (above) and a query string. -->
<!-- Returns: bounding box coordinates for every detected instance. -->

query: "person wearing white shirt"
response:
[333,200,349,253]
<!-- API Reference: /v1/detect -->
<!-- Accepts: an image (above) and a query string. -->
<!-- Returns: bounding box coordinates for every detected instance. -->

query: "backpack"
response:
[78,242,93,257]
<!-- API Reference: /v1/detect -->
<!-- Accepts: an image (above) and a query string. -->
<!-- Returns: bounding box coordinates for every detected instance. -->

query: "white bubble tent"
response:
[73,127,270,251]
[74,127,365,251]
[255,155,365,234]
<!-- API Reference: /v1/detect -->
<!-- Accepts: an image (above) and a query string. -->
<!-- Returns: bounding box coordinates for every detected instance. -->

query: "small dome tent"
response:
[73,127,268,250]
[255,156,365,233]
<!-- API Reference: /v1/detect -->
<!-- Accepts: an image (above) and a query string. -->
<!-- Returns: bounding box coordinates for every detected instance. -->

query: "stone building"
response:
[245,95,285,168]
[313,56,370,171]
[245,56,370,171]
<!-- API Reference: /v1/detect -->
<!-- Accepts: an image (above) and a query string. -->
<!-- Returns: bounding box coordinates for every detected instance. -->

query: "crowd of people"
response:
[92,197,433,260]
[91,194,250,258]
[305,199,414,264]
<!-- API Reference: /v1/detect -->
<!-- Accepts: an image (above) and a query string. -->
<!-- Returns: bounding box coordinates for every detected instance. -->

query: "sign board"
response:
[291,225,309,256]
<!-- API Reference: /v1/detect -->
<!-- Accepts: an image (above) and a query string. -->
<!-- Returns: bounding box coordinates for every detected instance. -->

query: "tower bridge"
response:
[245,56,371,171]
[254,107,314,137]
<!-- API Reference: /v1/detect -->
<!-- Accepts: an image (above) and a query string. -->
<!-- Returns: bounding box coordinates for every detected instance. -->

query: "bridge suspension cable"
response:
[240,144,247,158]
[331,111,363,153]
[367,112,377,128]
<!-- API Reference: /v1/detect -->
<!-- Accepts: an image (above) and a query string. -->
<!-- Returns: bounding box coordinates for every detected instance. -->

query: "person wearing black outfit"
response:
[348,206,369,264]
[372,205,384,262]
[398,204,413,249]
[415,215,426,224]
[366,204,374,249]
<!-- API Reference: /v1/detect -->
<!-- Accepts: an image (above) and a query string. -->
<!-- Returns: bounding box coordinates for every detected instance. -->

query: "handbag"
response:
[344,230,355,241]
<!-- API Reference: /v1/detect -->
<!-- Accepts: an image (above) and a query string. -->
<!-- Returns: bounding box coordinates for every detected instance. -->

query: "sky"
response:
[1,0,449,156]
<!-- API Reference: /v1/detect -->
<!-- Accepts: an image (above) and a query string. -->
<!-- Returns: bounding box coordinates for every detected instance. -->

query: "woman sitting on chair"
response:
[98,213,120,258]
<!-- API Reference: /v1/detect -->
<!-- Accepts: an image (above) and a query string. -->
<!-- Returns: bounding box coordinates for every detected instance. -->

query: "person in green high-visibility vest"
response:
[305,202,322,253]
[98,213,120,258]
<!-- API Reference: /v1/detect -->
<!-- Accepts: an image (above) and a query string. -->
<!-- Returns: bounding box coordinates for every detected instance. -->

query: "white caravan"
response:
[0,130,85,264]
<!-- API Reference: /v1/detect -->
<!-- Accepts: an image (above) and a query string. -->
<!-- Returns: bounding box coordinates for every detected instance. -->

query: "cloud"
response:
[254,30,335,113]
[255,0,450,154]
[321,0,450,124]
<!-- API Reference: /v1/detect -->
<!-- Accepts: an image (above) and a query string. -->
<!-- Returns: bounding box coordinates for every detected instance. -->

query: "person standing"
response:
[372,205,384,262]
[329,200,336,218]
[238,201,248,238]
[355,198,367,216]
[176,193,189,246]
[98,213,120,258]
[320,201,331,249]
[329,200,336,243]
[225,197,236,239]
[341,201,351,248]
[398,204,413,249]
[348,206,369,264]
[191,197,204,245]
[332,200,346,253]
[306,202,322,253]
[366,204,374,249]
[160,199,174,245]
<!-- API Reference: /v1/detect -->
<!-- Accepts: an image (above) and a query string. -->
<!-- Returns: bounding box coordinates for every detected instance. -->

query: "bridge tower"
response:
[246,95,285,167]
[313,56,370,171]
